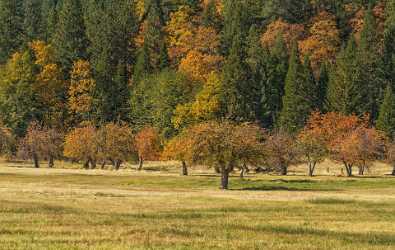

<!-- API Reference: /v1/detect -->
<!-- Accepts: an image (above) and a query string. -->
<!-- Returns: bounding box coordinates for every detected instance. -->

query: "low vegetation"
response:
[0,164,394,250]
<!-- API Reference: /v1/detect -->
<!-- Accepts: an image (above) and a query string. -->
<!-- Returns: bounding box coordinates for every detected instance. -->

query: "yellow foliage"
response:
[173,72,223,129]
[68,60,96,116]
[178,50,223,82]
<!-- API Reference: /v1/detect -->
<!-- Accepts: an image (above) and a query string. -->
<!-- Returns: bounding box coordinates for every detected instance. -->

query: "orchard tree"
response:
[297,112,328,176]
[178,121,264,189]
[309,112,371,177]
[64,125,99,169]
[353,127,385,175]
[135,127,161,171]
[385,141,395,176]
[98,123,135,170]
[162,133,192,176]
[264,130,299,175]
[18,122,62,168]
[0,123,15,158]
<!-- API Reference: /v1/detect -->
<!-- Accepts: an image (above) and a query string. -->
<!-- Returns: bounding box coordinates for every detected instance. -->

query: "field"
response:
[0,161,395,250]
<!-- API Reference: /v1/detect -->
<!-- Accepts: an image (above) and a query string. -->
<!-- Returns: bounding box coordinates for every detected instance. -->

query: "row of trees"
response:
[164,112,392,189]
[0,122,160,170]
[1,111,394,189]
[1,1,395,189]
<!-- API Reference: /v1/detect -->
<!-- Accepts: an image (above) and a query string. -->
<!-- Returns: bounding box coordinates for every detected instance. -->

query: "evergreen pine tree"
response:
[266,34,289,127]
[383,0,395,86]
[356,6,385,120]
[135,0,168,76]
[279,44,317,133]
[52,0,88,74]
[22,0,43,43]
[326,37,360,115]
[0,0,24,63]
[221,0,249,55]
[86,0,136,123]
[41,0,59,42]
[245,25,267,126]
[377,85,395,137]
[317,62,329,111]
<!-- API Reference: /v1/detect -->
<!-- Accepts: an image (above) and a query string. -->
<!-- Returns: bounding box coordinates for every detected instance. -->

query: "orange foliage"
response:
[299,11,340,70]
[304,112,385,176]
[135,126,161,162]
[171,121,264,189]
[98,123,135,169]
[261,19,305,51]
[64,125,99,166]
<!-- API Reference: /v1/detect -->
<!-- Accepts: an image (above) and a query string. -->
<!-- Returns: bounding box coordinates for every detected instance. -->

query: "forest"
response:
[0,0,395,190]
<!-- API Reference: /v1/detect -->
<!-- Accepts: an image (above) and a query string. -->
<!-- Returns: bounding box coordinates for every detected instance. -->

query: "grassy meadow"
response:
[0,160,395,250]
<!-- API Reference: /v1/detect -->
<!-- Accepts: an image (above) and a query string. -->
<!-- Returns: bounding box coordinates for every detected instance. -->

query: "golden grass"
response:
[0,161,394,249]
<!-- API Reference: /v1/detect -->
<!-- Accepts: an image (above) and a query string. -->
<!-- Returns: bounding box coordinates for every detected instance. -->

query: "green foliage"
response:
[356,7,385,120]
[22,0,43,43]
[377,85,395,138]
[279,45,318,133]
[85,0,137,124]
[0,51,41,136]
[0,0,23,63]
[52,0,88,73]
[131,70,197,138]
[326,37,359,115]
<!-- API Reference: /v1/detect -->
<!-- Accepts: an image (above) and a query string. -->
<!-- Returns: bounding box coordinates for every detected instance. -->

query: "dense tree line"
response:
[1,0,395,189]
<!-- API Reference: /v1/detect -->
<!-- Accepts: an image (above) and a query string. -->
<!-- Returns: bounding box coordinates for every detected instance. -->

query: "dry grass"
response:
[0,160,394,249]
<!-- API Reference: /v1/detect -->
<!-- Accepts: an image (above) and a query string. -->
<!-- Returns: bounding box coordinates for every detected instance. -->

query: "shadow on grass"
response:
[236,186,337,191]
[235,224,395,246]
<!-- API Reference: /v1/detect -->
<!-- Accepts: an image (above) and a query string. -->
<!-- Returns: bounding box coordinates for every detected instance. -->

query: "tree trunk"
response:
[90,159,97,169]
[181,161,188,176]
[115,160,122,170]
[392,164,395,176]
[101,160,106,169]
[83,160,90,169]
[240,163,248,178]
[358,165,365,176]
[344,164,353,177]
[48,155,54,168]
[138,157,143,171]
[280,164,287,176]
[33,153,40,168]
[221,169,229,190]
[308,162,316,177]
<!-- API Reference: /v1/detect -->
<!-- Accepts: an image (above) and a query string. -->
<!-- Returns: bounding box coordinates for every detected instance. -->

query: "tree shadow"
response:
[235,186,337,192]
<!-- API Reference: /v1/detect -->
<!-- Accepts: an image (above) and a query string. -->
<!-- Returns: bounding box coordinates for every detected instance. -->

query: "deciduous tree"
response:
[263,130,299,175]
[64,125,99,169]
[176,121,264,189]
[135,127,161,171]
